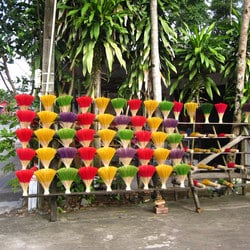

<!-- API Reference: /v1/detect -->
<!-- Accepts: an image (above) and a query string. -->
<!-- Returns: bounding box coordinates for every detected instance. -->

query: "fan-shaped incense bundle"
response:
[34,128,55,147]
[78,166,98,192]
[130,115,147,131]
[76,95,93,113]
[95,97,110,114]
[76,128,95,147]
[136,148,154,165]
[77,113,95,129]
[156,164,173,189]
[202,178,221,188]
[117,129,134,148]
[59,112,77,128]
[173,101,183,120]
[16,110,36,128]
[174,163,191,188]
[147,117,162,132]
[78,147,96,166]
[96,147,116,166]
[218,178,234,188]
[151,131,167,148]
[96,113,114,129]
[36,147,56,169]
[116,147,136,165]
[57,128,76,147]
[37,111,57,128]
[184,102,198,123]
[114,115,131,130]
[97,129,116,147]
[57,167,78,194]
[111,97,127,115]
[15,128,33,148]
[167,133,183,148]
[56,95,73,112]
[159,100,173,119]
[98,166,117,191]
[170,148,185,165]
[138,165,156,190]
[215,103,228,123]
[242,103,250,123]
[57,147,77,168]
[127,99,142,116]
[153,148,170,164]
[15,169,35,196]
[40,94,56,111]
[163,118,178,134]
[144,100,159,118]
[118,165,138,190]
[200,103,213,123]
[15,94,34,110]
[134,130,152,148]
[34,169,56,195]
[16,148,36,169]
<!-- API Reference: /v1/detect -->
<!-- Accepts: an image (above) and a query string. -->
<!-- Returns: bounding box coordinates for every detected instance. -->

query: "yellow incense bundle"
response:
[197,163,215,171]
[95,97,110,114]
[37,111,57,128]
[153,148,170,164]
[146,117,163,132]
[97,129,116,147]
[34,128,55,147]
[156,164,173,189]
[184,102,198,123]
[96,114,114,129]
[151,131,167,148]
[98,166,117,191]
[40,94,56,111]
[144,100,159,118]
[34,169,56,195]
[202,179,221,188]
[96,147,116,166]
[36,147,56,169]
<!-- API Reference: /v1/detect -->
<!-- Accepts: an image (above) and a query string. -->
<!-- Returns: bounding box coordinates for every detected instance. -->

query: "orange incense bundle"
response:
[77,112,95,129]
[78,166,98,192]
[138,165,156,190]
[34,128,55,147]
[96,147,116,166]
[40,94,56,111]
[15,128,33,148]
[76,95,93,113]
[147,117,162,132]
[15,94,34,110]
[144,99,159,118]
[36,147,56,169]
[97,129,116,147]
[136,148,154,165]
[98,166,118,191]
[215,103,228,123]
[16,110,36,128]
[153,148,170,164]
[156,164,173,189]
[173,101,183,120]
[134,130,152,148]
[96,113,114,129]
[37,111,57,128]
[15,169,35,196]
[76,128,95,147]
[130,115,147,131]
[151,131,167,148]
[16,148,36,169]
[127,99,142,116]
[94,97,110,114]
[78,146,96,166]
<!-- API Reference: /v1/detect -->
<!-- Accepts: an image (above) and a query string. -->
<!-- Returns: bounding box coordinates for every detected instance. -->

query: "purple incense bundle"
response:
[116,147,136,165]
[163,118,178,133]
[57,147,77,168]
[114,115,131,129]
[242,103,250,123]
[169,148,185,165]
[60,112,77,128]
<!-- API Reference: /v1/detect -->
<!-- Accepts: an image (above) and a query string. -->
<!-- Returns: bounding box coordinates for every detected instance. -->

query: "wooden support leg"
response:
[188,173,202,213]
[49,196,57,222]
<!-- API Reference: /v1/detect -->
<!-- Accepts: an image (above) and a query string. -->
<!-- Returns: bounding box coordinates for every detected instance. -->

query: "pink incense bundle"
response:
[169,148,185,165]
[15,128,33,148]
[173,101,183,120]
[15,169,35,196]
[59,112,77,128]
[16,148,36,169]
[130,115,147,131]
[138,165,156,190]
[113,115,131,129]
[78,166,98,192]
[76,128,95,147]
[137,148,154,165]
[15,94,34,110]
[134,130,152,148]
[77,112,95,129]
[78,147,96,166]
[116,147,136,165]
[16,110,36,128]
[57,147,77,168]
[215,103,228,123]
[127,99,142,116]
[76,95,93,113]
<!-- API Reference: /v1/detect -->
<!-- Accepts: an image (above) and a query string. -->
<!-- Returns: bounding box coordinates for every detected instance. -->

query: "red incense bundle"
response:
[78,166,98,192]
[137,148,154,165]
[15,94,34,110]
[138,165,156,190]
[77,113,95,129]
[16,110,36,128]
[15,169,35,196]
[76,95,93,113]
[215,103,228,123]
[16,148,36,169]
[78,147,97,167]
[76,128,95,147]
[173,101,183,120]
[127,99,142,116]
[134,130,152,148]
[15,128,33,148]
[130,115,147,131]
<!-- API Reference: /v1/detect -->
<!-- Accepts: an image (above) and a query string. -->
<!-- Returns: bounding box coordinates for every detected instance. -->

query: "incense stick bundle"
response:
[117,129,134,148]
[15,169,35,196]
[57,147,77,168]
[159,100,174,119]
[130,115,147,131]
[97,129,116,147]
[163,118,178,134]
[146,117,163,132]
[78,166,98,192]
[78,147,96,166]
[59,112,77,128]
[56,95,73,112]
[136,148,154,165]
[202,178,221,188]
[57,167,78,194]
[151,131,167,148]
[15,128,33,148]
[16,148,36,169]
[156,164,173,189]
[94,97,110,114]
[138,165,156,190]
[77,112,95,129]
[174,164,191,188]
[98,166,117,191]
[242,103,250,123]
[118,165,138,190]
[184,102,198,123]
[15,94,34,110]
[111,97,127,115]
[193,179,206,188]
[153,148,170,164]
[116,147,136,165]
[170,148,185,165]
[76,128,95,147]
[96,147,116,166]
[96,113,114,129]
[173,101,183,120]
[37,111,57,128]
[34,128,55,147]
[114,115,131,130]
[167,133,183,148]
[16,110,36,128]
[57,128,76,147]
[144,100,159,118]
[40,94,56,111]
[36,147,56,169]
[200,103,213,123]
[215,103,228,123]
[127,99,142,116]
[218,178,234,188]
[34,169,57,195]
[134,130,152,148]
[76,95,93,113]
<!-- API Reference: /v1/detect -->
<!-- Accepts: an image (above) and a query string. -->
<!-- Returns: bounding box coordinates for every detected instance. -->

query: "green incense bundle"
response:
[111,98,127,115]
[117,129,134,148]
[57,128,76,147]
[118,165,138,191]
[57,167,78,194]
[167,133,183,148]
[56,95,73,112]
[200,103,213,123]
[159,100,173,119]
[174,163,191,188]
